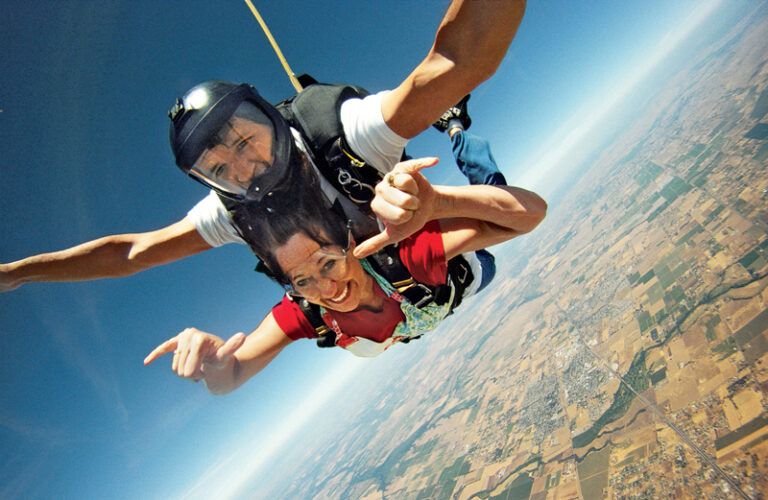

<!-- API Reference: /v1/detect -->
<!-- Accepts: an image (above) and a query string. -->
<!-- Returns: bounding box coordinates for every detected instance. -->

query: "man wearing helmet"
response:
[0,0,526,292]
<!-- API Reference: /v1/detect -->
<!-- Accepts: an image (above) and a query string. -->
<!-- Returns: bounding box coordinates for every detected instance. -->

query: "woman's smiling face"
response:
[275,232,372,312]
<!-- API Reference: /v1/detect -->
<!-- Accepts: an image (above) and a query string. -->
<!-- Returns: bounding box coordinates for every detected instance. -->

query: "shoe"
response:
[432,95,472,133]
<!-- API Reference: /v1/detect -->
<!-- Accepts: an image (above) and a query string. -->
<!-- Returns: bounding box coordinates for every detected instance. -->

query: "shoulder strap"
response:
[278,78,384,208]
[366,245,453,309]
[282,82,369,155]
[294,296,337,348]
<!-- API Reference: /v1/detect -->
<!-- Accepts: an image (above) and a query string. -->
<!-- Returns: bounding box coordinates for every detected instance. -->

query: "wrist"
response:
[201,356,238,394]
[0,262,25,291]
[431,186,458,220]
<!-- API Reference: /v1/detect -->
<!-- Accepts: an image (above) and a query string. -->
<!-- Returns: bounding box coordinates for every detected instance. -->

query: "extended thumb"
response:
[215,332,246,363]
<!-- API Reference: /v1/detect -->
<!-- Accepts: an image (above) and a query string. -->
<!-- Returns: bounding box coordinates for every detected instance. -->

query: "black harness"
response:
[277,74,384,208]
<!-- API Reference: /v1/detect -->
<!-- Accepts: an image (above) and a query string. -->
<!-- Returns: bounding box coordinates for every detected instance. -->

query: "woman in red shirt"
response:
[144,157,546,393]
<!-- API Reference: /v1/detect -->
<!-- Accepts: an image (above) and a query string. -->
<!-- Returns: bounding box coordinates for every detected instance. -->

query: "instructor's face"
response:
[193,117,275,195]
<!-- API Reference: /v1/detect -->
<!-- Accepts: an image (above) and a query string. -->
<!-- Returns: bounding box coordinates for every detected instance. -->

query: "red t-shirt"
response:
[272,221,448,343]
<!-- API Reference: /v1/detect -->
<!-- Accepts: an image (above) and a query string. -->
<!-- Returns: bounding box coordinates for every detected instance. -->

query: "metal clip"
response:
[411,283,435,308]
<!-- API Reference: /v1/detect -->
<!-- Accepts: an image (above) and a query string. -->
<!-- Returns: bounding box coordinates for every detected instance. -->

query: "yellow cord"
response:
[242,0,303,93]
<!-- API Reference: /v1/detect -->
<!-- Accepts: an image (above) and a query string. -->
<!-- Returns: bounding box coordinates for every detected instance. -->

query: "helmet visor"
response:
[188,101,279,198]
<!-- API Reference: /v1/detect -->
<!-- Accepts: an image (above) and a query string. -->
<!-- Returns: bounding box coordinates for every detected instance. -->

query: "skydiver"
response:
[0,1,526,294]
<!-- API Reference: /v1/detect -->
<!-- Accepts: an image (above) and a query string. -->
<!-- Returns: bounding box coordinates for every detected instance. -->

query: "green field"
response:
[489,473,534,500]
[577,447,611,498]
[634,162,663,187]
[650,367,667,385]
[572,351,649,448]
[715,415,768,450]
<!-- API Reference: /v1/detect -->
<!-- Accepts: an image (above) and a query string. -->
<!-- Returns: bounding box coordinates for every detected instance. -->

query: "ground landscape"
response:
[258,7,768,499]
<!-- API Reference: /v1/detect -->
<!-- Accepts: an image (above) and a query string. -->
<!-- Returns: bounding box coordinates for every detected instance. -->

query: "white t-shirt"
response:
[187,91,407,247]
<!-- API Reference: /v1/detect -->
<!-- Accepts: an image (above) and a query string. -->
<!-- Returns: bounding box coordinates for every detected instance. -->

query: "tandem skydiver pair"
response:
[1,1,545,392]
[140,77,545,386]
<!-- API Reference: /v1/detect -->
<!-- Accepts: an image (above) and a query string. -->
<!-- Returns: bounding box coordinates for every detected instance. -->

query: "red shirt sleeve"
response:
[398,220,448,286]
[271,295,317,340]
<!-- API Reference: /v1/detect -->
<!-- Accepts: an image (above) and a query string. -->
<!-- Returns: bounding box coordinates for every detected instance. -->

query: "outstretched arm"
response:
[354,158,546,258]
[382,0,526,138]
[144,312,293,395]
[0,217,212,292]
[433,183,546,260]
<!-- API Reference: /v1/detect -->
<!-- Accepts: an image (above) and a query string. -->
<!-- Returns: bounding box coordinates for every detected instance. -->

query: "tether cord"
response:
[243,0,303,93]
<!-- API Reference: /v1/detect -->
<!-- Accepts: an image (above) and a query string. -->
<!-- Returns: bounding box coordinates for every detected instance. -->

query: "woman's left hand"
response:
[354,157,439,258]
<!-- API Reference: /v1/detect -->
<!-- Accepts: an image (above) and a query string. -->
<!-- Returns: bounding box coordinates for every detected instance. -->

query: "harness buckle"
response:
[453,262,470,284]
[411,283,436,308]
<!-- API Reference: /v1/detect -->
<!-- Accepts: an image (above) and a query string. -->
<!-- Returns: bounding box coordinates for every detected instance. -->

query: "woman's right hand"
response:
[143,327,246,382]
[355,157,439,258]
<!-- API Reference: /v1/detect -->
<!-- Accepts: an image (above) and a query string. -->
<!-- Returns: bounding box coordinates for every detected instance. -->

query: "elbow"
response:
[530,194,548,228]
[525,194,548,233]
[421,50,495,97]
[89,235,145,277]
[124,236,163,275]
[512,193,548,235]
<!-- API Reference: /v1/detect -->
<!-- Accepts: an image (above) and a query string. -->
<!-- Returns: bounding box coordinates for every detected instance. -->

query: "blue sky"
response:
[0,1,750,498]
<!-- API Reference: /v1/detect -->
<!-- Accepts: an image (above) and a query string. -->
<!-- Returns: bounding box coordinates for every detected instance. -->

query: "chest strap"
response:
[366,245,447,308]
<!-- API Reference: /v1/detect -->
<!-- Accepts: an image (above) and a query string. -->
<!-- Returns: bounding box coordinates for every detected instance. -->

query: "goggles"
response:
[286,224,354,297]
[188,101,278,198]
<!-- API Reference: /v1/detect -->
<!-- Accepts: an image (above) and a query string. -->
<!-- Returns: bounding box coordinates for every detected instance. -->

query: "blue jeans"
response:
[451,131,507,292]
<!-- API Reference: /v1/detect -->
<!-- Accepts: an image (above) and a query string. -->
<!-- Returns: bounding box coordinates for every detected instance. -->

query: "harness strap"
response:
[295,296,337,348]
[367,245,441,308]
[277,83,379,208]
[446,255,474,311]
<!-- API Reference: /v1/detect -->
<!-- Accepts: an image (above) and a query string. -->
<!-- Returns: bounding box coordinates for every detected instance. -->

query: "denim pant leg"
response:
[451,131,507,186]
[451,131,507,292]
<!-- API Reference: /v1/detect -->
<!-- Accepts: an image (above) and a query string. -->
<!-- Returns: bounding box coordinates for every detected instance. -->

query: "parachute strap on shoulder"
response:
[277,79,383,208]
[366,245,443,309]
[282,82,369,153]
[294,295,337,348]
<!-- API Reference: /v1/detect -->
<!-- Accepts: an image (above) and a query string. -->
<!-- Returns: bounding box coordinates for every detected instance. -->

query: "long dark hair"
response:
[231,180,349,286]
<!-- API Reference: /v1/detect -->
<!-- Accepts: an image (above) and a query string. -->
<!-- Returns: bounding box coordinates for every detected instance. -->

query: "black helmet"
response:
[168,81,295,202]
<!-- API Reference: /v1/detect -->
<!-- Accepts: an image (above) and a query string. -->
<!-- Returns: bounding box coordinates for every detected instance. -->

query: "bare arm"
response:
[144,312,293,395]
[0,217,212,292]
[382,0,526,138]
[354,158,546,258]
[432,184,546,259]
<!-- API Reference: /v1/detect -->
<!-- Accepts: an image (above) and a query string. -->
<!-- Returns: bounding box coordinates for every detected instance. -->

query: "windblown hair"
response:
[230,182,349,286]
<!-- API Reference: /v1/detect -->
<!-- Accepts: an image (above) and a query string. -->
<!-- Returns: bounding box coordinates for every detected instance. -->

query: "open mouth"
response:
[327,282,350,304]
